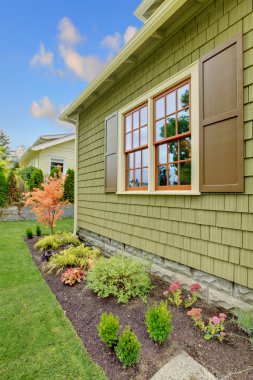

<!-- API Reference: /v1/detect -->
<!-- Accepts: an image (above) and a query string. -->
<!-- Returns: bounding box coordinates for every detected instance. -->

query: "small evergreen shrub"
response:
[145,301,173,343]
[29,168,43,190]
[97,312,121,347]
[6,169,21,205]
[50,166,60,178]
[0,169,7,207]
[34,232,81,252]
[26,228,33,239]
[87,255,152,304]
[63,168,74,203]
[115,327,141,368]
[36,226,42,236]
[235,309,253,336]
[45,245,101,273]
[61,267,85,286]
[19,166,36,189]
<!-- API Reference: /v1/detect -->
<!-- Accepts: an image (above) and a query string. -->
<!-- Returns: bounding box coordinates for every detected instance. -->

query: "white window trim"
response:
[49,156,66,174]
[117,61,200,195]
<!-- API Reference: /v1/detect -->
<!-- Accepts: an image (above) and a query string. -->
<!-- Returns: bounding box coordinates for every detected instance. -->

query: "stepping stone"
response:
[151,351,216,380]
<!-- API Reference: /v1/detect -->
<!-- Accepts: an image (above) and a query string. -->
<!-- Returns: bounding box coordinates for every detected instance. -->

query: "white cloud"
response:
[59,44,104,82]
[58,17,85,45]
[123,26,138,44]
[30,43,54,67]
[100,32,122,53]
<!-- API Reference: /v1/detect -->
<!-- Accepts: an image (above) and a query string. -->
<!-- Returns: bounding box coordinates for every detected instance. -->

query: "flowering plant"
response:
[163,280,182,307]
[61,267,85,286]
[184,283,202,308]
[187,308,227,342]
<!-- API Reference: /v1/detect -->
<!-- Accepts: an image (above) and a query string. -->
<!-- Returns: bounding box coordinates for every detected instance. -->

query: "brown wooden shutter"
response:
[104,112,118,192]
[199,34,243,192]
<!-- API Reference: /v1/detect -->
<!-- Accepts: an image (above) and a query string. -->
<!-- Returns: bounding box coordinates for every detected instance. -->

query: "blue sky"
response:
[0,1,142,148]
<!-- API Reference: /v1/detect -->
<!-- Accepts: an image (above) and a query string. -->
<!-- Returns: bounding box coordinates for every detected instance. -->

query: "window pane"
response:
[169,164,178,186]
[177,83,189,109]
[140,126,147,146]
[158,144,167,164]
[180,162,191,185]
[158,165,167,186]
[168,141,178,162]
[178,108,189,134]
[126,115,132,133]
[128,153,134,169]
[180,138,191,160]
[135,150,141,168]
[155,119,165,141]
[142,168,148,187]
[126,133,132,150]
[155,97,165,119]
[133,111,139,129]
[166,115,176,137]
[166,91,176,115]
[128,170,134,188]
[142,149,148,167]
[133,129,139,148]
[140,106,147,126]
[135,169,141,187]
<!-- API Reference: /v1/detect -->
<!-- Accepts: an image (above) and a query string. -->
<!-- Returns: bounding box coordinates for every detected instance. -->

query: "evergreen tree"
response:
[63,168,74,203]
[50,166,60,178]
[6,169,20,205]
[0,129,11,158]
[30,168,44,191]
[0,169,7,207]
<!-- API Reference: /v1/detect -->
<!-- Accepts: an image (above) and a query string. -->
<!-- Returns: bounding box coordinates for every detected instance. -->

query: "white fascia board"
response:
[59,0,188,122]
[31,134,75,151]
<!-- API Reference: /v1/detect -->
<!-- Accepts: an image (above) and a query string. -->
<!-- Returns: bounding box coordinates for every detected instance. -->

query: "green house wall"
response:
[77,0,253,290]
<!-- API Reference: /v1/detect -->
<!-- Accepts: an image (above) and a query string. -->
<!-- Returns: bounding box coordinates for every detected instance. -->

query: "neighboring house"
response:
[19,133,75,175]
[60,0,253,309]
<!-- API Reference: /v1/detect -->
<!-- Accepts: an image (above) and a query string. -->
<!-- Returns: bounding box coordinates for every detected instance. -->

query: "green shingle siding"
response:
[77,0,253,290]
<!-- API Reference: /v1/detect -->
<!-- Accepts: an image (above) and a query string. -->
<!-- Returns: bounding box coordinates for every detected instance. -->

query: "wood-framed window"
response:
[154,79,191,190]
[124,103,148,190]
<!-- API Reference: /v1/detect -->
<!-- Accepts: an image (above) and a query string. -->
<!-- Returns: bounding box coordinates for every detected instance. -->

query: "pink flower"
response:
[169,280,181,293]
[190,283,202,292]
[211,316,220,325]
[187,308,202,320]
[163,290,169,296]
[219,313,227,322]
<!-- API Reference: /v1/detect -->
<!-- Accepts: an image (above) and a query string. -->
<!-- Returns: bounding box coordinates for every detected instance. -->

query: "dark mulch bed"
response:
[26,237,253,380]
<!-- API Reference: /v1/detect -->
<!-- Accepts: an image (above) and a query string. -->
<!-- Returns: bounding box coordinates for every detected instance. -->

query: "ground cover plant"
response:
[44,245,101,273]
[145,300,173,343]
[61,267,85,286]
[87,255,153,304]
[34,231,80,252]
[0,218,107,380]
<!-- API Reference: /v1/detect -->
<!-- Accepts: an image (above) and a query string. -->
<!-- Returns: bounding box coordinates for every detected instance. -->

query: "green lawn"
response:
[0,218,107,380]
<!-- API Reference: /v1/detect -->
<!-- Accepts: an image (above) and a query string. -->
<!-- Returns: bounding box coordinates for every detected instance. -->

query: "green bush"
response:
[30,168,43,190]
[235,309,253,336]
[97,312,121,347]
[34,232,81,252]
[115,327,141,368]
[0,169,7,207]
[87,255,152,304]
[36,226,42,236]
[145,301,173,344]
[19,166,36,187]
[50,166,60,178]
[63,168,74,203]
[45,245,101,273]
[26,228,33,239]
[6,169,21,205]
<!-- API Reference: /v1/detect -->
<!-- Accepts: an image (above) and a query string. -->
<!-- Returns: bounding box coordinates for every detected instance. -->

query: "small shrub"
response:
[145,301,173,344]
[61,267,85,286]
[235,309,253,336]
[45,245,101,273]
[19,166,36,189]
[34,232,81,252]
[63,168,74,203]
[115,327,141,368]
[87,255,152,304]
[50,166,60,178]
[36,225,42,236]
[26,228,33,239]
[29,168,43,190]
[97,312,121,347]
[0,169,7,207]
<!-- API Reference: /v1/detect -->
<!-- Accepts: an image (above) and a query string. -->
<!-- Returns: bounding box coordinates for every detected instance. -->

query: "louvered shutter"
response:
[104,112,118,192]
[199,34,243,192]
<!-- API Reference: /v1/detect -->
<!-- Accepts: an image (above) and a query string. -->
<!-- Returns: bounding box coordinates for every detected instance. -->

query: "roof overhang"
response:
[60,0,209,124]
[134,0,167,22]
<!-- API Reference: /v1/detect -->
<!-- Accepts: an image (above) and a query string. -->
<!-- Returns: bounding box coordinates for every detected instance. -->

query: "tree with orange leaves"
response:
[24,171,66,234]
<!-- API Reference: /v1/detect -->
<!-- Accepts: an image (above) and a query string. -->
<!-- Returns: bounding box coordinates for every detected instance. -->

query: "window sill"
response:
[116,190,201,195]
